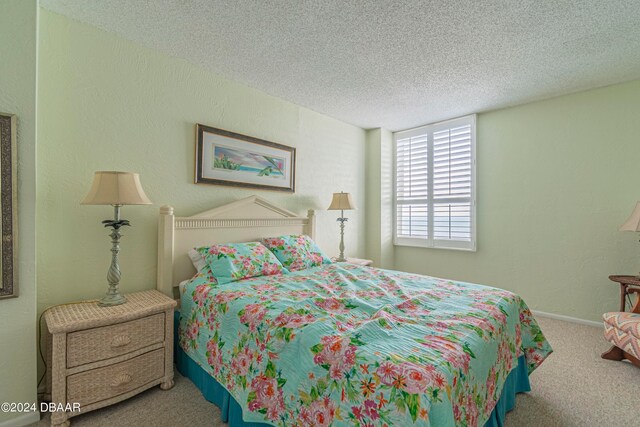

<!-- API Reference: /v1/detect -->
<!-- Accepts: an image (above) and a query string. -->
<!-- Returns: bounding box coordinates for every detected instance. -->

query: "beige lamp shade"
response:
[620,202,640,231]
[81,171,152,205]
[328,192,355,210]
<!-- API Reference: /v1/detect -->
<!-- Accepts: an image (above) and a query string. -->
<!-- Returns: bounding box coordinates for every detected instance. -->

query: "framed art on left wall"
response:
[0,113,17,299]
[195,124,296,192]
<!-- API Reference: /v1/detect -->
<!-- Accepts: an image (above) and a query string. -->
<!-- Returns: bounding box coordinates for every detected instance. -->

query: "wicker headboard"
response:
[156,195,315,298]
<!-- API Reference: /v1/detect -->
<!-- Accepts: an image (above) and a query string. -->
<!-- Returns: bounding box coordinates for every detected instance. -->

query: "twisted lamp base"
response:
[336,213,348,262]
[98,205,129,307]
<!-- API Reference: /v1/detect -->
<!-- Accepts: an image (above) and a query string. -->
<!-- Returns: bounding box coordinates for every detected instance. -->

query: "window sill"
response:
[394,240,476,252]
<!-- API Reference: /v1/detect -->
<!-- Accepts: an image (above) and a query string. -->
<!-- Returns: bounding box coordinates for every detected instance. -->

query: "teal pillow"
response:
[197,242,287,285]
[262,235,332,271]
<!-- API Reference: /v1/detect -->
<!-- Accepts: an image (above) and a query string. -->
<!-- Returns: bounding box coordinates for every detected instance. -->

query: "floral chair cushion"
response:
[197,242,287,285]
[262,234,332,272]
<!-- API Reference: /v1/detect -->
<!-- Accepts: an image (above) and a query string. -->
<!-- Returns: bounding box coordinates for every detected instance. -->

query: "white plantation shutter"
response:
[394,115,476,250]
[396,133,428,239]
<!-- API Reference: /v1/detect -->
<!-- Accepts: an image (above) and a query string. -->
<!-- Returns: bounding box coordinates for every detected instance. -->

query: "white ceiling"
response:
[41,0,640,131]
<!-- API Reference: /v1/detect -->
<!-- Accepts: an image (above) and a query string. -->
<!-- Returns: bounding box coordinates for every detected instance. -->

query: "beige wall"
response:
[395,79,640,322]
[37,10,366,314]
[365,128,394,268]
[0,0,39,425]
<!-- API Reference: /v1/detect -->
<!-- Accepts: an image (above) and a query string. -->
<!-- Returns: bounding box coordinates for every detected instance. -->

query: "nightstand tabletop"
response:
[44,289,176,334]
[609,275,640,287]
[345,257,373,266]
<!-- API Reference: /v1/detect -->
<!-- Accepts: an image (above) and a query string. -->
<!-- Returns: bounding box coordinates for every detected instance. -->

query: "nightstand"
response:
[608,275,640,312]
[44,290,176,427]
[345,257,373,266]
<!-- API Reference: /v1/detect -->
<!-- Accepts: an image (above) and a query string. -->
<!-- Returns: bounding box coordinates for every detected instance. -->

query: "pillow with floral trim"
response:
[262,234,332,271]
[188,248,209,273]
[197,242,287,285]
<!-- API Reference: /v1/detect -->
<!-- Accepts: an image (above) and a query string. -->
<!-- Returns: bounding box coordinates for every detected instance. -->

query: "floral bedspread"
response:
[179,263,552,427]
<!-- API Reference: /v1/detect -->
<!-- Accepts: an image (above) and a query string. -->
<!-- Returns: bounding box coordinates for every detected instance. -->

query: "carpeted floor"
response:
[30,316,640,427]
[505,316,640,426]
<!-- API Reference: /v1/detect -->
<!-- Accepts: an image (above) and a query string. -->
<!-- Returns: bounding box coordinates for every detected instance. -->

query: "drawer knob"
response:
[111,335,131,348]
[111,372,132,387]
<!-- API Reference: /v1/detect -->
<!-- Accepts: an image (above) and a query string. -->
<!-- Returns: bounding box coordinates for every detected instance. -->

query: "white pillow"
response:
[188,248,208,272]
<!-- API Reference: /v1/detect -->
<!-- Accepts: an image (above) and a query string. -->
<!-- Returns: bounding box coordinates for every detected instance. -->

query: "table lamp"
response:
[328,191,355,262]
[620,201,640,278]
[81,171,152,306]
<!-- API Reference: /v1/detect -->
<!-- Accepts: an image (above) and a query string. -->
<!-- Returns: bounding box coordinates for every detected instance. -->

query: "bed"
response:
[157,196,552,427]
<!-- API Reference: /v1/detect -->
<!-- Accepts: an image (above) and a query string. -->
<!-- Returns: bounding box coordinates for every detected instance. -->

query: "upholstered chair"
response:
[602,292,640,368]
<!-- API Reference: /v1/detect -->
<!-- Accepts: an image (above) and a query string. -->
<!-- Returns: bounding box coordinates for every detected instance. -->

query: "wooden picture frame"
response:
[0,113,17,299]
[195,124,296,192]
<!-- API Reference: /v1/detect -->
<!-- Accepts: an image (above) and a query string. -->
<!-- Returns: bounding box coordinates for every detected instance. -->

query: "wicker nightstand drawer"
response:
[66,313,165,368]
[44,290,176,427]
[66,348,165,407]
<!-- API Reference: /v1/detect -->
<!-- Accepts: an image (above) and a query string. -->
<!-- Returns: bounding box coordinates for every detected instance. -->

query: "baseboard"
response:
[0,412,40,427]
[532,309,602,328]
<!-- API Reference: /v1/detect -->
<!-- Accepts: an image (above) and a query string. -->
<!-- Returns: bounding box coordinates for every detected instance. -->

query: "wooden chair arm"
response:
[629,288,640,313]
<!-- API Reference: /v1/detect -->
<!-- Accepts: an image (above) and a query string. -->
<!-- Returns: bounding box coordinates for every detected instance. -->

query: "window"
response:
[394,115,476,250]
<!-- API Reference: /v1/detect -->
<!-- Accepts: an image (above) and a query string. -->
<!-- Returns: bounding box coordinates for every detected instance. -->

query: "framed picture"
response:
[0,113,17,299]
[196,124,296,192]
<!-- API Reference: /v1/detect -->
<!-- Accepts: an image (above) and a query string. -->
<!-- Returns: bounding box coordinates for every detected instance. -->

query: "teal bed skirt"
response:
[174,311,530,427]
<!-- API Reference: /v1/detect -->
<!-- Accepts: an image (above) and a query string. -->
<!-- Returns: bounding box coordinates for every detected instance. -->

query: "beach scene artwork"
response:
[196,124,295,191]
[213,145,286,180]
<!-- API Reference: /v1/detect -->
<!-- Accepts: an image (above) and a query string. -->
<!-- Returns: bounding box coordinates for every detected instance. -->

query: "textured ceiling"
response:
[41,0,640,131]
